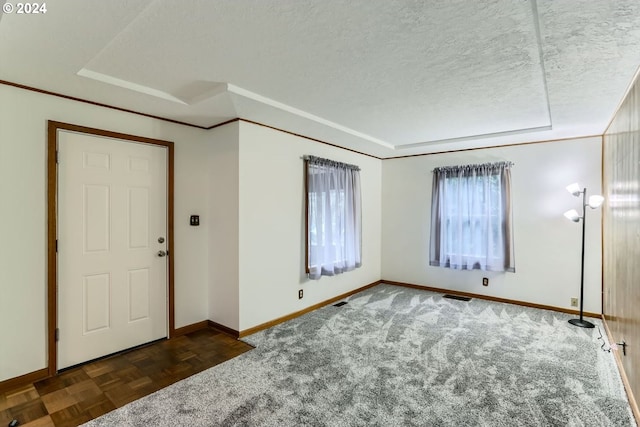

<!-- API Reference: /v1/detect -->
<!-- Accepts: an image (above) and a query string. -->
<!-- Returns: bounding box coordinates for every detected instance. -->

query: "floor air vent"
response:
[443,294,471,302]
[333,301,348,307]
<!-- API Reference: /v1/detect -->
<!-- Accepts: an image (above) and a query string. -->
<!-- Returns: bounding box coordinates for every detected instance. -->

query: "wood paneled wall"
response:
[603,72,640,414]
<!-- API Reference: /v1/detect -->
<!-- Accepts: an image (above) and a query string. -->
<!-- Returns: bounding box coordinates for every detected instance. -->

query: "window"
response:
[429,162,515,272]
[305,155,362,280]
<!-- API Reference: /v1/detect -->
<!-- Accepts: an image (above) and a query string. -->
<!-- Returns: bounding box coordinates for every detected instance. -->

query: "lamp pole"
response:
[568,187,595,329]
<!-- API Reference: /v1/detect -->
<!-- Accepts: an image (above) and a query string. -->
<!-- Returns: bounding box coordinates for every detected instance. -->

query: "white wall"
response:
[0,84,210,382]
[237,122,382,330]
[173,120,210,330]
[382,137,603,313]
[207,122,240,330]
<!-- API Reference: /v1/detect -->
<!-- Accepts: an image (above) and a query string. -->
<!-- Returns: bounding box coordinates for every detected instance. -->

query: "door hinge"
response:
[55,328,59,342]
[55,239,58,252]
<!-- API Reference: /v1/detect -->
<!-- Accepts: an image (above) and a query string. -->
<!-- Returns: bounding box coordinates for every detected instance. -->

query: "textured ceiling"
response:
[1,0,639,157]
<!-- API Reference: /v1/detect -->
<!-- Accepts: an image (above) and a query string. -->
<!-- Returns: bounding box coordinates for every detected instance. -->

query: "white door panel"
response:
[57,131,167,369]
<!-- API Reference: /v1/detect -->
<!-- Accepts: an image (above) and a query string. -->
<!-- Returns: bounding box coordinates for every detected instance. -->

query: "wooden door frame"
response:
[47,120,175,376]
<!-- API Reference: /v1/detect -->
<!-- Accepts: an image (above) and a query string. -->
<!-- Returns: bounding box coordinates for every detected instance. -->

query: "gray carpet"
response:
[83,284,636,426]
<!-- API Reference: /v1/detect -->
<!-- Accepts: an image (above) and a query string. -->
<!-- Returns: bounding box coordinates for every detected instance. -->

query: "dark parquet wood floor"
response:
[0,328,253,427]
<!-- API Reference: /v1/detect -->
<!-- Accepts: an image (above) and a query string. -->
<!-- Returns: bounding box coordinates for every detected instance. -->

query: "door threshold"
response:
[58,337,168,373]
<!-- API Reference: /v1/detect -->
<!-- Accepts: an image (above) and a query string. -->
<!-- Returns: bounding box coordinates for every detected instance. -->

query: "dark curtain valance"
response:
[433,161,513,175]
[303,155,360,171]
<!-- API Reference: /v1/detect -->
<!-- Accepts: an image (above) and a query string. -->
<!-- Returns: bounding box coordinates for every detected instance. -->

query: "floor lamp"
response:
[564,183,604,329]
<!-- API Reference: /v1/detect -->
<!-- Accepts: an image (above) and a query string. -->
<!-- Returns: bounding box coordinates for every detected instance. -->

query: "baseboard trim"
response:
[172,320,210,337]
[382,280,601,318]
[173,320,241,339]
[0,368,49,394]
[208,320,240,338]
[601,316,640,424]
[238,280,382,338]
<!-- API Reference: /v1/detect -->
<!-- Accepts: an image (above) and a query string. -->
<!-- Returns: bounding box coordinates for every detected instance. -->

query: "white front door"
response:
[57,130,168,370]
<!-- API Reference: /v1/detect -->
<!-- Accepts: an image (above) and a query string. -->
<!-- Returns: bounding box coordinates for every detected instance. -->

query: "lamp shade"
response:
[566,183,582,196]
[588,195,604,208]
[564,209,581,222]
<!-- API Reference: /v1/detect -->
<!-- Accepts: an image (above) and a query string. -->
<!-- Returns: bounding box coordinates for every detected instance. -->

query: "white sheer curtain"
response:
[429,162,515,272]
[305,156,362,280]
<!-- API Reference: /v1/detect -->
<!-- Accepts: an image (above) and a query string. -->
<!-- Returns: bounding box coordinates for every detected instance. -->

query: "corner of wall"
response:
[206,121,241,331]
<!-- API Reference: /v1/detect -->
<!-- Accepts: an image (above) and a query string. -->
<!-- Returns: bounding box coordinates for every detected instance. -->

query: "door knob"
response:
[157,250,167,257]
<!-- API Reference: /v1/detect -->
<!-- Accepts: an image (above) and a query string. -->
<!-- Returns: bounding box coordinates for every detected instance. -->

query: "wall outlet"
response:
[298,289,303,299]
[482,277,489,286]
[571,297,578,307]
